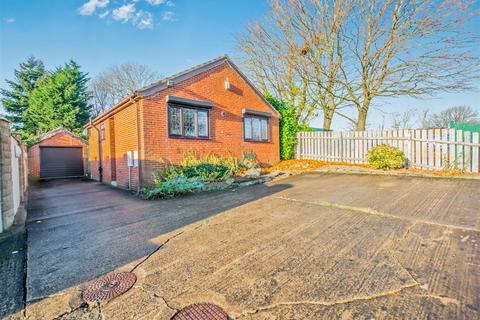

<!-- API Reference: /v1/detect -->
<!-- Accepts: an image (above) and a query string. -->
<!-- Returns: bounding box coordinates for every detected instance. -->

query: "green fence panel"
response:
[449,121,480,133]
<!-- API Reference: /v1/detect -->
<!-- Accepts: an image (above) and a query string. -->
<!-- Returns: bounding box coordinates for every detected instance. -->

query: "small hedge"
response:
[182,163,230,182]
[152,166,181,184]
[367,144,406,170]
[239,150,259,169]
[144,153,249,199]
[143,177,204,199]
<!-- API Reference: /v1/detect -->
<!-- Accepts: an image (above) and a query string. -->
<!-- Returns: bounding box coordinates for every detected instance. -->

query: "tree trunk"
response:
[356,109,368,131]
[323,113,333,131]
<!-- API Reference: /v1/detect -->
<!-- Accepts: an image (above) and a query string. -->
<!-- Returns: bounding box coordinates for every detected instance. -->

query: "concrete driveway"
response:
[21,174,480,319]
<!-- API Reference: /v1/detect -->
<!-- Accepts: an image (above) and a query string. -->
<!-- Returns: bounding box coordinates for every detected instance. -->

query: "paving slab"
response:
[276,173,480,229]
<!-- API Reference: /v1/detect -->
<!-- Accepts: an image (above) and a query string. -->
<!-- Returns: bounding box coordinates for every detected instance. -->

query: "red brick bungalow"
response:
[85,56,281,190]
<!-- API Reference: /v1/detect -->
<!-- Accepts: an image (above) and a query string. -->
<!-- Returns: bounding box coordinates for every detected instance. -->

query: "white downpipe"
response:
[128,166,131,190]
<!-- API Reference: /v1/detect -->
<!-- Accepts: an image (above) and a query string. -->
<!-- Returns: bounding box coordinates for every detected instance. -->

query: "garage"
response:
[40,147,84,179]
[28,128,87,180]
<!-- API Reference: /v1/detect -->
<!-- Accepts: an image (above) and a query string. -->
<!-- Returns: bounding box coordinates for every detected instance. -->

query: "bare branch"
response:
[89,63,161,116]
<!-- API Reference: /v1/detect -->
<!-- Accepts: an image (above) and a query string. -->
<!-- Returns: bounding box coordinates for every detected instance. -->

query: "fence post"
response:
[340,132,344,162]
[472,132,479,173]
[406,130,412,168]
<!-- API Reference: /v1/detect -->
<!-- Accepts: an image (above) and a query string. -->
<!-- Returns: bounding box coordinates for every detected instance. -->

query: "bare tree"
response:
[237,0,351,129]
[89,63,160,116]
[238,0,479,131]
[391,108,417,129]
[418,109,430,128]
[425,105,479,128]
[339,0,479,130]
[237,11,313,125]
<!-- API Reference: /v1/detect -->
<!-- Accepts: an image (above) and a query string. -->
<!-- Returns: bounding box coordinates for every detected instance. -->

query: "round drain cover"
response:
[83,272,136,302]
[173,303,228,320]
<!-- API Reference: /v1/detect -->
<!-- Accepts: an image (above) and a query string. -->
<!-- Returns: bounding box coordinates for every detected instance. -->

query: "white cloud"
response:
[77,0,165,30]
[133,10,153,29]
[3,17,15,23]
[98,10,109,19]
[78,0,109,16]
[162,11,176,21]
[166,1,175,7]
[112,3,136,23]
[146,0,167,5]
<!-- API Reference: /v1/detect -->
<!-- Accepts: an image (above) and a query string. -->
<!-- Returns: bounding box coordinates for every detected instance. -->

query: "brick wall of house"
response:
[112,103,139,189]
[28,131,87,180]
[140,62,280,185]
[88,103,139,189]
[89,120,112,183]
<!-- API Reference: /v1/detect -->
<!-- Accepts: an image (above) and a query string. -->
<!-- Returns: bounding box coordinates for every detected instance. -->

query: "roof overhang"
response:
[85,55,281,128]
[243,108,272,118]
[30,128,87,147]
[166,95,213,109]
[84,94,140,128]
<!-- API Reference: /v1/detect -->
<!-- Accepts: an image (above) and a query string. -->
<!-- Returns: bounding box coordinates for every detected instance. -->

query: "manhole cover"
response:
[173,303,228,320]
[83,272,136,302]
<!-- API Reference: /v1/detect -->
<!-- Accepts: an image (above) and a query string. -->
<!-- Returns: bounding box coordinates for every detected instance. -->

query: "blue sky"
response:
[1,0,479,130]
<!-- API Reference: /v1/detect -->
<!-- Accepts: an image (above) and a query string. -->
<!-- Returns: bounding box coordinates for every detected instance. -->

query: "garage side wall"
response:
[28,132,87,180]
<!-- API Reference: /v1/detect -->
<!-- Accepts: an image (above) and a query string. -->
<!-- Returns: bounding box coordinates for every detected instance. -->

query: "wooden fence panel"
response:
[464,131,471,172]
[434,129,441,169]
[295,127,480,173]
[473,132,479,173]
[456,130,464,169]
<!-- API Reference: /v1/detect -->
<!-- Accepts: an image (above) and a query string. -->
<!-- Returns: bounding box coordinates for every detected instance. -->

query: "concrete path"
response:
[16,174,480,319]
[0,223,26,319]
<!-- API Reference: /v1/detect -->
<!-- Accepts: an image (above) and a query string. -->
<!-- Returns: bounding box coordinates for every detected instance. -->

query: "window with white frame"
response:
[244,116,269,142]
[168,104,209,138]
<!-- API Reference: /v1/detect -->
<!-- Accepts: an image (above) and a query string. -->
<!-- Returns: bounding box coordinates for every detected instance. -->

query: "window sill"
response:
[168,135,211,141]
[244,139,270,143]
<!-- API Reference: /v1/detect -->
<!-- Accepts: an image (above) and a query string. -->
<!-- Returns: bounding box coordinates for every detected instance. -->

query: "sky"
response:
[1,0,479,130]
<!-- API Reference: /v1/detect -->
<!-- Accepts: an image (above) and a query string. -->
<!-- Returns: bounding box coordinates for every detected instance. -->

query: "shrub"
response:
[266,96,308,160]
[180,152,239,176]
[152,166,181,184]
[367,144,406,170]
[180,152,201,167]
[182,163,230,182]
[239,150,259,169]
[143,177,204,199]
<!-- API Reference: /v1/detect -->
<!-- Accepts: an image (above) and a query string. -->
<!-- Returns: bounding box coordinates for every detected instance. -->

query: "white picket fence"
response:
[295,128,480,173]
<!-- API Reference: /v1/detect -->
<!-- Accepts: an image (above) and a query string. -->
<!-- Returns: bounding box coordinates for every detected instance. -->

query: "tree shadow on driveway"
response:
[24,179,292,308]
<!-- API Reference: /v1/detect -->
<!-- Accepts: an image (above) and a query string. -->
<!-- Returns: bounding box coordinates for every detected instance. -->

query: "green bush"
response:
[182,163,230,182]
[143,177,204,199]
[180,152,239,176]
[265,96,301,160]
[239,150,259,169]
[152,166,181,184]
[367,144,406,170]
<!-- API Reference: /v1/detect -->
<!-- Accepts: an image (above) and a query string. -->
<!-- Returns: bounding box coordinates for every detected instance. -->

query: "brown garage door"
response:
[40,147,84,179]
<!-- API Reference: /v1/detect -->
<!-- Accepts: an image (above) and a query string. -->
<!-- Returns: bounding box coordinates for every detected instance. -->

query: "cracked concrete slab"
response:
[276,173,480,229]
[21,174,479,319]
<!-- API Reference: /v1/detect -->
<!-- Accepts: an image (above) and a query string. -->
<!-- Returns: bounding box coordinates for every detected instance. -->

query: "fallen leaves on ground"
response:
[262,159,368,173]
[262,160,479,178]
[406,168,480,177]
